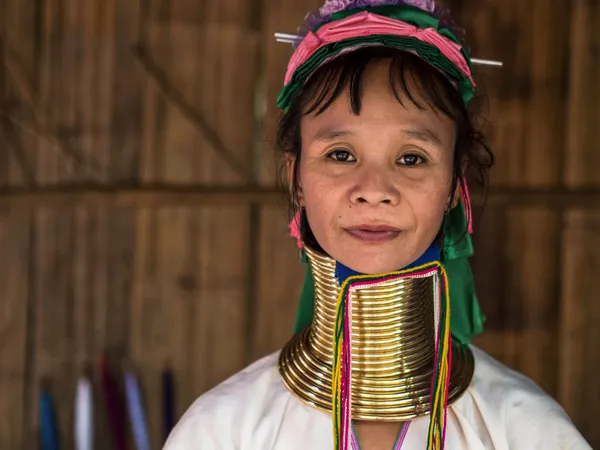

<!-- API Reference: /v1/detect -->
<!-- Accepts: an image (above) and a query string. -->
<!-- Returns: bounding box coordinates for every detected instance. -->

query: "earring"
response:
[289,207,304,250]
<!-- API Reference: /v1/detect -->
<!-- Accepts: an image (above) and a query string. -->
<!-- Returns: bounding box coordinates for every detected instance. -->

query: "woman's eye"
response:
[398,154,425,166]
[327,150,356,162]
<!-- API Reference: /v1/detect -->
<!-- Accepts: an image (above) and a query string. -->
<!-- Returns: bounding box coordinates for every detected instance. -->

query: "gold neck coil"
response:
[278,245,474,420]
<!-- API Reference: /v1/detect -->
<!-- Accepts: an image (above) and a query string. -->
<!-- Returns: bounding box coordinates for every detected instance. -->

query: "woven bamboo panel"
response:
[250,0,323,361]
[0,2,33,449]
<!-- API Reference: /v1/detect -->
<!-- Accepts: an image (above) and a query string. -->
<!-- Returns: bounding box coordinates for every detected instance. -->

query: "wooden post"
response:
[560,1,600,446]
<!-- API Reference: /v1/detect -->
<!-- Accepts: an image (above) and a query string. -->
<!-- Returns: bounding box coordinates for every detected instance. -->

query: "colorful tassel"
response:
[75,374,93,450]
[125,370,151,450]
[100,356,127,450]
[162,366,176,442]
[332,262,453,450]
[39,383,60,450]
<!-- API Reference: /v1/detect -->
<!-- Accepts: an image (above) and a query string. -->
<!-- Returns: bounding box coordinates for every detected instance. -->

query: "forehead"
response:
[301,59,456,142]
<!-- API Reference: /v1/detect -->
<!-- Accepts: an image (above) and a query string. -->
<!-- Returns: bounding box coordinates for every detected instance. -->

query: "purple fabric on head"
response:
[321,0,435,16]
[303,0,435,33]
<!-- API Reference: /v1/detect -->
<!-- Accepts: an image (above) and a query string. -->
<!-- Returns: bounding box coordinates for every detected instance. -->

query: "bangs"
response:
[299,46,466,121]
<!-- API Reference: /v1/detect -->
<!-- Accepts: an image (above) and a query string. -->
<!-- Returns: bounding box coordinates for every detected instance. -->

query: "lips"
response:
[344,225,401,243]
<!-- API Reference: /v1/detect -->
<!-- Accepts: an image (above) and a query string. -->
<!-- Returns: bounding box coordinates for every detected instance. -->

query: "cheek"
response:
[302,175,336,224]
[299,165,345,239]
[411,181,450,232]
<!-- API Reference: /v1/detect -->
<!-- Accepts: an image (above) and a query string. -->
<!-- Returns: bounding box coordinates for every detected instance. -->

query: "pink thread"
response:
[459,177,473,234]
[289,210,303,249]
[351,430,360,450]
[394,421,412,449]
[284,11,474,87]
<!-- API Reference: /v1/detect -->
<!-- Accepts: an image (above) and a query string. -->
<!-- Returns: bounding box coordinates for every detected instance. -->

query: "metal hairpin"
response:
[275,32,503,67]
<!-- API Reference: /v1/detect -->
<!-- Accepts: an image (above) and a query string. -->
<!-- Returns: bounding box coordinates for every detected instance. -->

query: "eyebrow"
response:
[313,128,353,142]
[401,127,443,147]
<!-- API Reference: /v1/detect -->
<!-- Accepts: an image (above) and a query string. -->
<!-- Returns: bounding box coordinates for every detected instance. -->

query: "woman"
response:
[164,1,591,449]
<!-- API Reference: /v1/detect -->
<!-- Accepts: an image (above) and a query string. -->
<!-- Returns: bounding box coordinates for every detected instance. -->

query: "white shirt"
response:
[164,346,590,449]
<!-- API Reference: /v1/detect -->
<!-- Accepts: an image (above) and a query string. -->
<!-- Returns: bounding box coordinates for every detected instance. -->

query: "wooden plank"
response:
[251,0,322,361]
[2,0,39,188]
[3,186,600,209]
[27,0,77,448]
[0,0,36,448]
[132,2,204,447]
[140,10,199,449]
[0,209,31,450]
[560,212,600,448]
[189,7,258,392]
[471,206,512,362]
[76,1,114,448]
[564,0,600,188]
[504,208,560,395]
[132,1,170,446]
[560,1,600,447]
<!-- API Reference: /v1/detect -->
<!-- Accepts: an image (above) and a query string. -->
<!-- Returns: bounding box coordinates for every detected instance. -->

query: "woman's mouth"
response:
[343,225,401,243]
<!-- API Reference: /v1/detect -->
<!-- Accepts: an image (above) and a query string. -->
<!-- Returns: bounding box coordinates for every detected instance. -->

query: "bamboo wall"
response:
[0,0,598,449]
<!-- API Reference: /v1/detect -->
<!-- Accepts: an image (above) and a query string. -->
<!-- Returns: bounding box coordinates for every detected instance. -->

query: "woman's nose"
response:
[349,166,400,206]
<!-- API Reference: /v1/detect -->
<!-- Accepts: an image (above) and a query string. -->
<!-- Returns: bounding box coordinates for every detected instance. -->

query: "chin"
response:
[317,233,420,275]
[343,259,401,275]
[336,248,409,275]
[338,240,424,274]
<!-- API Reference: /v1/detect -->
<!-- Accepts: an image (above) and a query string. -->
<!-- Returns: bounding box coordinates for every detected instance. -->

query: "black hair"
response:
[276,46,494,249]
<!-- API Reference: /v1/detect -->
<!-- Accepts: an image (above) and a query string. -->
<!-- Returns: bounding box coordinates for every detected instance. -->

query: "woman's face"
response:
[290,60,456,274]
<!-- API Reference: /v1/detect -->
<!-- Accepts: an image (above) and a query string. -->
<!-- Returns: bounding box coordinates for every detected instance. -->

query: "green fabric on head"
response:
[313,4,472,68]
[277,35,475,112]
[293,200,485,344]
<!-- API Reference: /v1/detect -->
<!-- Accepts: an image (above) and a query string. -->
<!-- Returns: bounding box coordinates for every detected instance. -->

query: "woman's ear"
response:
[286,154,304,206]
[446,183,461,212]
